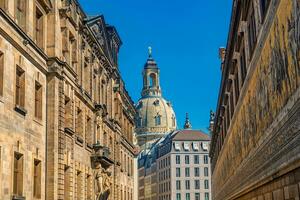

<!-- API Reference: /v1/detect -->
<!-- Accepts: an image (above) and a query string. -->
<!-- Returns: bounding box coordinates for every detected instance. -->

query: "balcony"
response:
[91,142,114,169]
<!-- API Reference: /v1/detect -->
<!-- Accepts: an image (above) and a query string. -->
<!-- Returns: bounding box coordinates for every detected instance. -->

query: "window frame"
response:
[33,2,45,49]
[15,0,27,31]
[13,152,24,197]
[155,114,161,126]
[34,81,43,120]
[176,180,181,190]
[33,159,41,198]
[15,65,25,108]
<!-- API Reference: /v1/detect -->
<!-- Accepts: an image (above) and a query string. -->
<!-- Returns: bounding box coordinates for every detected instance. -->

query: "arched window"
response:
[155,115,161,126]
[149,73,156,87]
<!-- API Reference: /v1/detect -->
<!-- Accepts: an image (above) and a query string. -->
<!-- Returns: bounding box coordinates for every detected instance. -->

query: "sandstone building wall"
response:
[0,0,137,200]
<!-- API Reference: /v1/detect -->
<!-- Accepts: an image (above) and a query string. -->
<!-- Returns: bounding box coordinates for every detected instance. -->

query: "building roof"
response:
[172,130,210,141]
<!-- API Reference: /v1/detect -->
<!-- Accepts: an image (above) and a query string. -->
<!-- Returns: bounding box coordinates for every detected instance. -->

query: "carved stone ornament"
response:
[91,24,105,46]
[95,168,112,200]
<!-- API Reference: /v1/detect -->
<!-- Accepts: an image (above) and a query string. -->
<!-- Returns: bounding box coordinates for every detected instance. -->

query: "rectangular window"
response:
[185,155,189,164]
[64,166,70,200]
[15,66,25,108]
[176,193,181,200]
[34,5,43,48]
[205,192,210,200]
[33,159,41,198]
[195,193,200,200]
[194,155,199,164]
[248,4,257,57]
[76,171,82,200]
[15,0,26,30]
[70,37,77,70]
[194,167,200,177]
[0,51,3,96]
[84,59,90,94]
[204,155,209,164]
[185,180,190,190]
[204,180,209,189]
[75,108,83,138]
[0,0,5,9]
[176,180,181,190]
[176,168,181,177]
[35,82,42,119]
[204,167,209,177]
[85,116,93,145]
[186,193,190,200]
[185,168,190,177]
[175,155,180,164]
[64,97,73,130]
[13,152,23,196]
[195,180,200,189]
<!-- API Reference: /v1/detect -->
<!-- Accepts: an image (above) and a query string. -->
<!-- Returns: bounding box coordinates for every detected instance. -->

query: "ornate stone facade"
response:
[0,0,137,200]
[210,0,300,199]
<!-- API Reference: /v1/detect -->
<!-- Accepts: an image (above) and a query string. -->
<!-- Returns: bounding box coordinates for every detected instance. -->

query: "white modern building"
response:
[138,115,212,200]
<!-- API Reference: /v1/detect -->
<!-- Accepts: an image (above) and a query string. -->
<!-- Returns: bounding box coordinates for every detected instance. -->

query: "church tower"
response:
[135,48,177,150]
[141,47,162,97]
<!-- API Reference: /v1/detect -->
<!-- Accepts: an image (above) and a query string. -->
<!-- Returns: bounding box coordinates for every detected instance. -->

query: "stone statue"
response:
[95,168,112,200]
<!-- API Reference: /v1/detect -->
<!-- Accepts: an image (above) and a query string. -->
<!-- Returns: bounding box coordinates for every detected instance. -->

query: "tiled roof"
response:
[172,130,210,141]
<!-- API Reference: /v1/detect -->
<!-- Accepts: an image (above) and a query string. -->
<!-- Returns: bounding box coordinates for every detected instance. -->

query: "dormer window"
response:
[174,142,180,151]
[192,142,199,151]
[153,99,160,106]
[183,142,190,151]
[155,114,161,126]
[202,142,209,151]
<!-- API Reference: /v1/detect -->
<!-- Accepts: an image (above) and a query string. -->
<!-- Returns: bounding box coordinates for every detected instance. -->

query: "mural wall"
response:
[213,0,300,198]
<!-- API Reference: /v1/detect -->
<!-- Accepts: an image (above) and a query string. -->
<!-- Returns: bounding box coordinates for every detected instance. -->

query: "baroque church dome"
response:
[135,48,177,149]
[136,97,176,133]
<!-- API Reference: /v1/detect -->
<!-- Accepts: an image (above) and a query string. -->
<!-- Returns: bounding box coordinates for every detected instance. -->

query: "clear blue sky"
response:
[79,0,232,132]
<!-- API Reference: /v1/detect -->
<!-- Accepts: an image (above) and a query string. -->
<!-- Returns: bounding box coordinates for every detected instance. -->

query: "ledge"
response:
[14,105,27,116]
[86,143,93,152]
[12,195,25,200]
[76,136,84,146]
[65,127,74,136]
